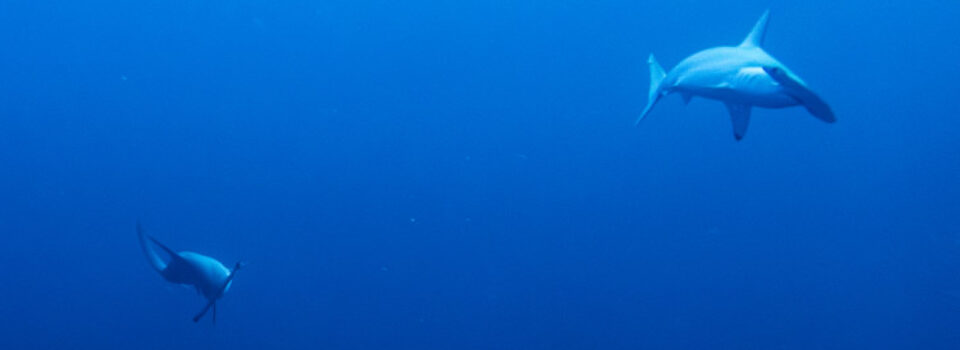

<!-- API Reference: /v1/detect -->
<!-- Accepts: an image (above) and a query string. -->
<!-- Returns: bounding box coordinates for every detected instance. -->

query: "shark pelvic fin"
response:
[724,102,752,141]
[740,10,770,48]
[636,54,667,125]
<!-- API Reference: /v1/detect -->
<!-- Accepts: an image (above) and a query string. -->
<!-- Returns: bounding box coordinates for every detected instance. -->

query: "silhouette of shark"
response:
[637,10,835,140]
[137,223,242,323]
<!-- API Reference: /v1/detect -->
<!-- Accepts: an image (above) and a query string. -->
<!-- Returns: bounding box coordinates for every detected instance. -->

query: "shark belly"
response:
[673,66,800,108]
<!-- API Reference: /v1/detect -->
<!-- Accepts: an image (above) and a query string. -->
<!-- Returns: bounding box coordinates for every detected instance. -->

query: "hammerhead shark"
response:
[137,223,242,323]
[636,10,835,140]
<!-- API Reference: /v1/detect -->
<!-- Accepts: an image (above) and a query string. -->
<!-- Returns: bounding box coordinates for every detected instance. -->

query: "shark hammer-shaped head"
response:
[635,10,834,140]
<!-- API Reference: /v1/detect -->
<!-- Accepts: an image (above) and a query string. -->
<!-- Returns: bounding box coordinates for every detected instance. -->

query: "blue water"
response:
[1,0,959,349]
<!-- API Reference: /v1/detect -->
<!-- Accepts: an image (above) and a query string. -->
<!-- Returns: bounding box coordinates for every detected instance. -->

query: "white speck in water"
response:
[409,218,416,223]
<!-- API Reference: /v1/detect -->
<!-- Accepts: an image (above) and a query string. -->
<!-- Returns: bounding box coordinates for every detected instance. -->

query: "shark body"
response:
[137,223,242,323]
[637,10,834,140]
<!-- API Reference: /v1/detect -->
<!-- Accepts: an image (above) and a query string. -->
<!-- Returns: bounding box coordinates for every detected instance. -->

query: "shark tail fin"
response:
[147,235,181,261]
[635,54,667,125]
[740,10,770,48]
[137,222,167,273]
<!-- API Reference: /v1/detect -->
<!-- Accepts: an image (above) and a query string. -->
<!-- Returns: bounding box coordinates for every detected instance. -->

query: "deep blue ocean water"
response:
[1,0,959,349]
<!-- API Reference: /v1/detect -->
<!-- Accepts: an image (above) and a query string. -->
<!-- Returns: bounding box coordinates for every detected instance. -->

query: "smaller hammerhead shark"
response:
[137,222,243,323]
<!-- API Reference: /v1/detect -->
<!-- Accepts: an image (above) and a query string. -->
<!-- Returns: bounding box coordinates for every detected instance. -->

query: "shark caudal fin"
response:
[740,10,770,48]
[137,222,167,273]
[635,54,667,125]
[147,235,182,261]
[763,66,836,123]
[139,223,193,283]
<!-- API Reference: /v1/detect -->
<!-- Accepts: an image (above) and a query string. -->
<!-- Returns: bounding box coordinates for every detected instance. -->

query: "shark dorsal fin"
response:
[740,10,770,48]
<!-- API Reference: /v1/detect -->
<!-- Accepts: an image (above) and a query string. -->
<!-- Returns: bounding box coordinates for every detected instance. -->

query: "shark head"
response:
[762,65,835,123]
[762,65,808,89]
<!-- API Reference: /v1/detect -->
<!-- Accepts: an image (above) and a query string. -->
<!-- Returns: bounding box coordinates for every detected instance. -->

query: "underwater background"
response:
[1,0,959,349]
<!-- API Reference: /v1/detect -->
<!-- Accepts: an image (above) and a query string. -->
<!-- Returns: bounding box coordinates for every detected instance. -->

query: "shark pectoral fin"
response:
[194,300,219,324]
[681,93,693,105]
[193,300,215,323]
[724,102,752,141]
[763,66,836,123]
